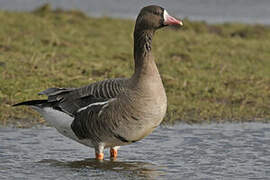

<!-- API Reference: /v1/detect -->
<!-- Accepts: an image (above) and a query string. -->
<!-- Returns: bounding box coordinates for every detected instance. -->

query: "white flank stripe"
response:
[77,101,109,113]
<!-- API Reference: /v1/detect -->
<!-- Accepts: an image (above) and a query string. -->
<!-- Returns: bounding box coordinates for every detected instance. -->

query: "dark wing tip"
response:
[12,100,48,107]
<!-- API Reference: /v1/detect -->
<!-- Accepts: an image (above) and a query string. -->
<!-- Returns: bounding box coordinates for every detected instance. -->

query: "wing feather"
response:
[39,78,127,116]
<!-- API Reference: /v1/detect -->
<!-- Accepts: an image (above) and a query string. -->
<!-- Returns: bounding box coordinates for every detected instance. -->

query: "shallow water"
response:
[0,0,270,24]
[1,123,270,179]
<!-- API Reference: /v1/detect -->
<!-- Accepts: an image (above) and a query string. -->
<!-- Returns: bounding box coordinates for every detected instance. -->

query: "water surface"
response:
[1,123,270,179]
[0,0,270,24]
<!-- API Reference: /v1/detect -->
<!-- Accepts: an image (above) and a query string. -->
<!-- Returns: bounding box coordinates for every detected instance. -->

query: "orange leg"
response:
[95,144,105,160]
[95,152,104,160]
[110,147,119,159]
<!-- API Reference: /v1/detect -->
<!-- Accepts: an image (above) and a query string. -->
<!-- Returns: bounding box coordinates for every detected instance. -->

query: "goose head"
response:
[135,5,183,31]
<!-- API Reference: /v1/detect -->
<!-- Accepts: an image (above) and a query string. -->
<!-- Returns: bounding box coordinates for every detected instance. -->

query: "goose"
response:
[13,5,183,160]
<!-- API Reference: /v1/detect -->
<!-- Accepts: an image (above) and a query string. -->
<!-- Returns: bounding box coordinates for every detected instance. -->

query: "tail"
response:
[13,100,48,107]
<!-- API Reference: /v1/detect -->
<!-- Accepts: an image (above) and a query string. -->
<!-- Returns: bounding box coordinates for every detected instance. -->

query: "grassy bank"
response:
[1,5,270,127]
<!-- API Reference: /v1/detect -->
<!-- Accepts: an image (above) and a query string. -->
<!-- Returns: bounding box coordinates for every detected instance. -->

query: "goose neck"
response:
[133,29,155,75]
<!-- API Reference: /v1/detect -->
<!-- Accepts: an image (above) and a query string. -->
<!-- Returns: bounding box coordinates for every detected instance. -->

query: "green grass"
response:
[1,4,270,127]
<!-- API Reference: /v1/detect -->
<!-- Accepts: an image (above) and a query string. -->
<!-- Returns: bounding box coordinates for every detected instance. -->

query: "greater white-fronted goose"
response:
[14,5,183,160]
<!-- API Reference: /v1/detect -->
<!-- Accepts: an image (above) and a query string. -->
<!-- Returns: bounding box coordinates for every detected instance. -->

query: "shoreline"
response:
[1,5,270,127]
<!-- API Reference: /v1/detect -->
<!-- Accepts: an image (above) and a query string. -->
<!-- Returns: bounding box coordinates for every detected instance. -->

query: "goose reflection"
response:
[38,158,165,179]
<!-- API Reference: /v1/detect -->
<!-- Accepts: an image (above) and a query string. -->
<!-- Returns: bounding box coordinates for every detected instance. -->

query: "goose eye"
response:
[153,11,161,16]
